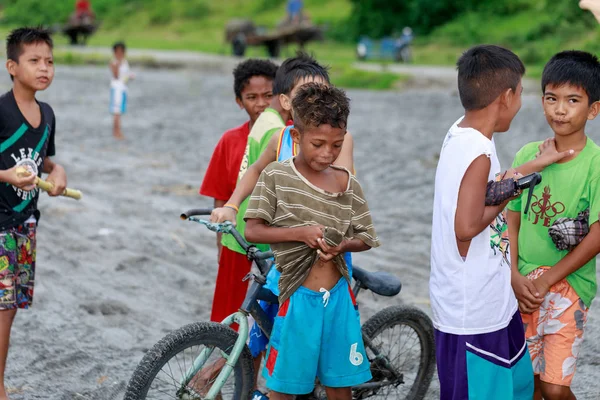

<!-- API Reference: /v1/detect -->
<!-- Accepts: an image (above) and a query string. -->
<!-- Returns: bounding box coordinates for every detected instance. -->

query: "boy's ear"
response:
[280,93,292,111]
[588,101,600,120]
[291,127,301,144]
[501,87,513,108]
[6,59,16,79]
[235,97,243,109]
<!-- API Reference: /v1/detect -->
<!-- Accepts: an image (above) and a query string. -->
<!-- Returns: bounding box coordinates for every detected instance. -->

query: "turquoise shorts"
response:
[263,277,371,394]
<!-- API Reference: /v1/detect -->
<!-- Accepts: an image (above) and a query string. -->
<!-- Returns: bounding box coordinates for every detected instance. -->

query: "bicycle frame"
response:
[179,257,274,399]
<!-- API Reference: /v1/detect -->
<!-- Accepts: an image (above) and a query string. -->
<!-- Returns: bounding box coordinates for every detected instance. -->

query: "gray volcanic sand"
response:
[0,65,598,399]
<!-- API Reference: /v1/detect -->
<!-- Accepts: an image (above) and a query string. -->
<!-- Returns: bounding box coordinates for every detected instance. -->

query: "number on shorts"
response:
[349,342,363,366]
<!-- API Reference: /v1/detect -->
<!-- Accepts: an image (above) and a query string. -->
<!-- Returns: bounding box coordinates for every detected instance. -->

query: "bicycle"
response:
[124,209,435,400]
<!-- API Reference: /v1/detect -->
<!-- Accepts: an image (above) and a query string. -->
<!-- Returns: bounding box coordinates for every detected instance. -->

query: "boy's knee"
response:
[540,381,575,400]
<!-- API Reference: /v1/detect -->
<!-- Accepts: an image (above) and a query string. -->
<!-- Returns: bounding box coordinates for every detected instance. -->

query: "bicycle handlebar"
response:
[180,208,213,220]
[182,209,274,261]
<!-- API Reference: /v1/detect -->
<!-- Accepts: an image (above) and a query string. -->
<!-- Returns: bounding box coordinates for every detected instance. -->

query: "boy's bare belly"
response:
[301,259,342,292]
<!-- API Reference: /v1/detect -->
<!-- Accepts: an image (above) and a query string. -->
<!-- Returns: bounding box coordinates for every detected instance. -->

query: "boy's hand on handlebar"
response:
[300,225,324,248]
[536,138,574,167]
[511,273,543,314]
[210,207,237,225]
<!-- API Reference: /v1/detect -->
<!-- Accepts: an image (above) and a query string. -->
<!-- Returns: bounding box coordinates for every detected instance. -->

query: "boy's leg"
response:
[0,226,34,399]
[323,387,352,400]
[113,115,123,139]
[110,86,125,139]
[0,309,16,399]
[318,280,371,390]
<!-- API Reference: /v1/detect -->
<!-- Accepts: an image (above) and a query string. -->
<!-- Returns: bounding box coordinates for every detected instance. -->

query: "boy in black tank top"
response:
[0,27,68,399]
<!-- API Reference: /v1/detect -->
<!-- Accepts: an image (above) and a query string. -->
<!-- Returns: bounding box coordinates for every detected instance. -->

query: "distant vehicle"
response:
[224,18,324,58]
[357,27,413,63]
[63,11,99,45]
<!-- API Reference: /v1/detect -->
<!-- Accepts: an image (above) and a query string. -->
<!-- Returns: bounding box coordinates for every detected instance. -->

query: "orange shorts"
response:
[521,267,588,387]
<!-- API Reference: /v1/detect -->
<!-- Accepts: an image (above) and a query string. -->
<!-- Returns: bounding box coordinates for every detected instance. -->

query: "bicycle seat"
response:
[352,265,402,297]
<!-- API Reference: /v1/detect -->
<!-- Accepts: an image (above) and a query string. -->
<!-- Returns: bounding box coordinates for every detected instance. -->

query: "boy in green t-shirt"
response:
[507,51,600,400]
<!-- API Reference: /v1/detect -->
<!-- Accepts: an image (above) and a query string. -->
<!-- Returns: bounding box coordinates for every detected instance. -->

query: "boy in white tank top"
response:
[430,45,574,400]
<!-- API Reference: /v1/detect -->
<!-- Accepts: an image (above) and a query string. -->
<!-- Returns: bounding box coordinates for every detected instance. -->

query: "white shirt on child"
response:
[430,117,517,335]
[110,59,131,90]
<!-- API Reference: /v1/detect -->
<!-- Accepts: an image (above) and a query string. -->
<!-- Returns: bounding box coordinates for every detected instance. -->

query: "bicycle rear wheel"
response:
[124,322,254,399]
[357,305,435,400]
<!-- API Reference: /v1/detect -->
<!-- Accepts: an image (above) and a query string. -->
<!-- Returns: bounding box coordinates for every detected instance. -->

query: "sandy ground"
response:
[0,63,598,399]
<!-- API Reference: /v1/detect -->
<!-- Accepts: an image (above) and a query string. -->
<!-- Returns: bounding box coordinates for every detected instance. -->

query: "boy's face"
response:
[497,80,523,132]
[236,76,273,123]
[6,42,54,91]
[291,123,346,172]
[114,47,125,61]
[280,75,328,116]
[542,83,598,137]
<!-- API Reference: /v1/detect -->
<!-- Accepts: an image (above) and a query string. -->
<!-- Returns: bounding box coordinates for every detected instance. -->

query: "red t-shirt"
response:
[200,121,250,201]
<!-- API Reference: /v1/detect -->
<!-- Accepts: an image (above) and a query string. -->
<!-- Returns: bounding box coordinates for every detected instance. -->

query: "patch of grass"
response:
[330,65,406,90]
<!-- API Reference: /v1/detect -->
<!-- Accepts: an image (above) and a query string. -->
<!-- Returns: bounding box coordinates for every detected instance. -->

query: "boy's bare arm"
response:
[245,218,323,248]
[42,157,67,197]
[211,134,279,223]
[455,155,510,241]
[110,61,119,79]
[533,222,600,296]
[214,199,226,258]
[507,210,543,313]
[512,138,575,176]
[333,131,354,171]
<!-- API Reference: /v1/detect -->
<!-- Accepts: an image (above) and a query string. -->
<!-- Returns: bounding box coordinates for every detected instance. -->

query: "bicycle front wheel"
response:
[358,305,435,400]
[124,322,254,400]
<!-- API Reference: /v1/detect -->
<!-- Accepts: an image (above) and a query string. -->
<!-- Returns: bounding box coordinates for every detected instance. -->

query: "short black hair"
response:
[233,59,278,99]
[542,51,600,104]
[6,27,53,63]
[113,42,126,52]
[457,45,525,110]
[292,83,350,133]
[273,51,330,95]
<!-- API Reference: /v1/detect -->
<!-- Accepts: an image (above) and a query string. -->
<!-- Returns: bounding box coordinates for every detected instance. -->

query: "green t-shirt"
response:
[221,108,285,254]
[507,138,600,307]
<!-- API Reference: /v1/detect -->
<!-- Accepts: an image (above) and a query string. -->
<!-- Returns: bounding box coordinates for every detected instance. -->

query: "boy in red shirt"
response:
[200,59,278,323]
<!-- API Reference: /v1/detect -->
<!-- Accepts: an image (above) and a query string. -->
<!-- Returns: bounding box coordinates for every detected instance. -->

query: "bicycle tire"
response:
[359,305,435,400]
[124,322,254,400]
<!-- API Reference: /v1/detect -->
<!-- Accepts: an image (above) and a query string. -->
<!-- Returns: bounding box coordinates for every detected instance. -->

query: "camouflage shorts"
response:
[0,222,36,309]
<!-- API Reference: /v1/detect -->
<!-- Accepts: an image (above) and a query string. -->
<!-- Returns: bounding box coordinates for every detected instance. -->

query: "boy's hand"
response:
[210,207,237,224]
[46,165,67,196]
[5,166,37,191]
[300,225,324,248]
[536,138,574,167]
[532,275,551,299]
[316,237,344,261]
[512,273,543,314]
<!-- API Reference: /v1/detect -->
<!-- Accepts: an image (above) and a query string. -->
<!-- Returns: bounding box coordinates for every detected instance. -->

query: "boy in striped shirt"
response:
[245,83,379,399]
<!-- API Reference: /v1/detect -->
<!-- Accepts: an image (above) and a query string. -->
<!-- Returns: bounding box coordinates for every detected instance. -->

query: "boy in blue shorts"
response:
[245,83,379,399]
[0,27,68,399]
